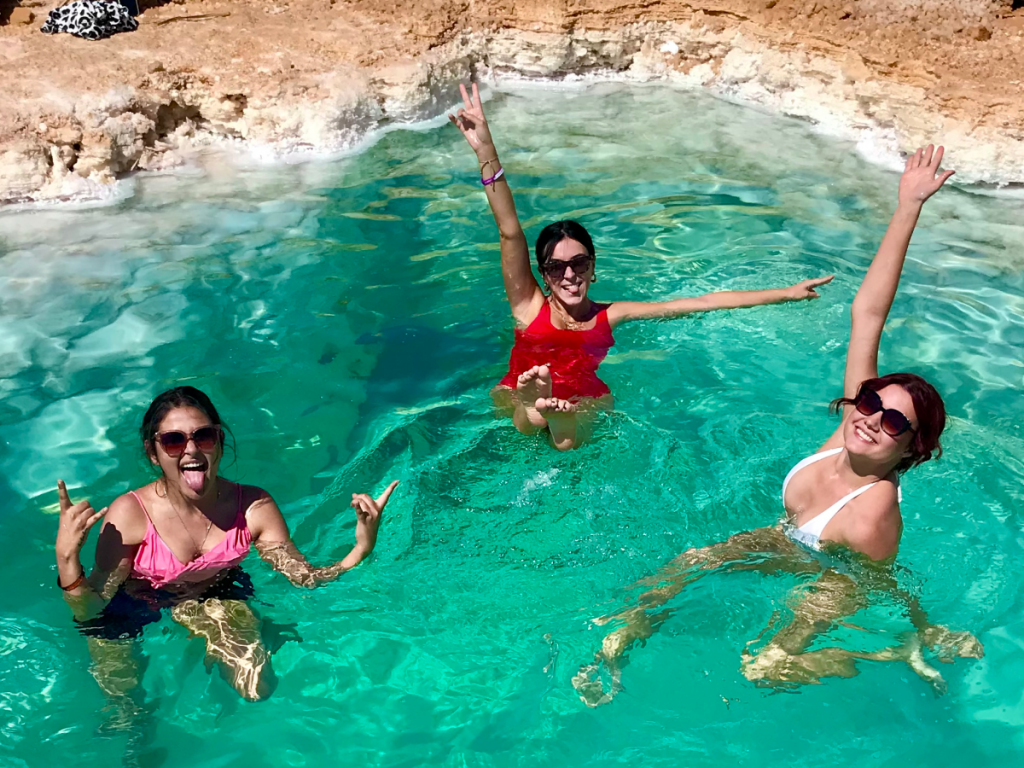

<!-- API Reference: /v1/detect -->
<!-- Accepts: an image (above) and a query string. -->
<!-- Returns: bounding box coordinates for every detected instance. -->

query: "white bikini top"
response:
[781,447,901,551]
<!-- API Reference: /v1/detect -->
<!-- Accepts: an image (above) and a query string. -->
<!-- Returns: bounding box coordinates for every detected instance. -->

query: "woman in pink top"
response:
[55,386,398,703]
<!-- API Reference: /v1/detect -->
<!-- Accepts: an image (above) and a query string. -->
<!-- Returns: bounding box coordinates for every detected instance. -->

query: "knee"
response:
[237,659,277,703]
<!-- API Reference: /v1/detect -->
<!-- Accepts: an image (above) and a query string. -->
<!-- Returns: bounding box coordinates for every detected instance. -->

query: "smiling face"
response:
[843,384,918,469]
[148,405,222,500]
[542,238,594,307]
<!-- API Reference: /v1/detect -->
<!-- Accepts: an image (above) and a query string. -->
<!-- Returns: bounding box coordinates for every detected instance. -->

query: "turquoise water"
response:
[2,84,1023,766]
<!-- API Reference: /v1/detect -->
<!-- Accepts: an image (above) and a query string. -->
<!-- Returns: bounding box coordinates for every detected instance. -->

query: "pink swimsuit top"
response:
[129,487,252,588]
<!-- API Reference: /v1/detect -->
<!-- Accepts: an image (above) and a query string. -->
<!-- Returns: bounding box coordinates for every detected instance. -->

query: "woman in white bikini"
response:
[573,145,983,706]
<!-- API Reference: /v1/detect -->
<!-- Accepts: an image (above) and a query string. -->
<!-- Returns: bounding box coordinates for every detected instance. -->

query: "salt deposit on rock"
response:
[1,0,1022,204]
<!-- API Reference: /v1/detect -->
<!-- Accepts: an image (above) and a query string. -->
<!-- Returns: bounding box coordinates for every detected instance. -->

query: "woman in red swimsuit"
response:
[450,83,833,450]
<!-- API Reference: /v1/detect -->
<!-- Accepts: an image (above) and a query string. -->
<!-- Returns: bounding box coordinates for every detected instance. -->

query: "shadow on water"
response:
[347,321,501,430]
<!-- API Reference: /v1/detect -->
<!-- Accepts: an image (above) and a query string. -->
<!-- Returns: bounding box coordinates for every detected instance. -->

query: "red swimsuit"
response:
[498,302,615,400]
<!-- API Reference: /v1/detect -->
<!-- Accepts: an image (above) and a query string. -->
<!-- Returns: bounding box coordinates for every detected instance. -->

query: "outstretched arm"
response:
[449,83,543,325]
[607,275,833,327]
[251,481,398,588]
[842,145,954,405]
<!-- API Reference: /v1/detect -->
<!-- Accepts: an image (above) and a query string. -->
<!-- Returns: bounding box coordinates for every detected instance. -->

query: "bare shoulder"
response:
[103,491,149,546]
[235,483,278,515]
[236,483,289,541]
[511,290,547,328]
[840,480,903,560]
[849,480,901,526]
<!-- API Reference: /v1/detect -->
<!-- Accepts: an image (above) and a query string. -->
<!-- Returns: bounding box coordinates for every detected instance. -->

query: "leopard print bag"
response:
[41,0,139,41]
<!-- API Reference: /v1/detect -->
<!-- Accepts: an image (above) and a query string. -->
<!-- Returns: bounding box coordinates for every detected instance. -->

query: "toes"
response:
[517,365,541,384]
[536,397,575,414]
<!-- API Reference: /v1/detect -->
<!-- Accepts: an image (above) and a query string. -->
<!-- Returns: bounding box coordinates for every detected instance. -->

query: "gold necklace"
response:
[165,480,217,557]
[171,506,214,558]
[548,296,590,331]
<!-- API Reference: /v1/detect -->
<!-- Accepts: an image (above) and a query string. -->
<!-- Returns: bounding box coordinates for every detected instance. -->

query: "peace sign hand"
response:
[784,274,835,301]
[899,145,955,206]
[55,479,107,563]
[448,82,495,155]
[350,480,398,556]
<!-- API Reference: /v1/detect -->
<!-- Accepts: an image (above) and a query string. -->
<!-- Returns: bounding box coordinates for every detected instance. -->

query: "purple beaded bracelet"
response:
[481,167,505,187]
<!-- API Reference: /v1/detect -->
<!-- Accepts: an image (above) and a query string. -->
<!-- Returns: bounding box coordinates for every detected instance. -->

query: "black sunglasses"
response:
[855,388,916,438]
[541,254,593,278]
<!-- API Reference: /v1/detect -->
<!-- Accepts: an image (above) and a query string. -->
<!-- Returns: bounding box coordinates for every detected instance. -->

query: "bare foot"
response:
[894,634,947,694]
[572,659,622,707]
[921,626,985,662]
[536,397,578,451]
[515,365,553,429]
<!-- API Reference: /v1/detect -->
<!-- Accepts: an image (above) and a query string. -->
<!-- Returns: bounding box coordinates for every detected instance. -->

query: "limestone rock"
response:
[1,0,1024,203]
[9,8,35,25]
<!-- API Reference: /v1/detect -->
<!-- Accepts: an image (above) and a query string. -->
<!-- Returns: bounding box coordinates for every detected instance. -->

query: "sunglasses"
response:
[854,388,916,438]
[542,254,593,278]
[155,426,222,457]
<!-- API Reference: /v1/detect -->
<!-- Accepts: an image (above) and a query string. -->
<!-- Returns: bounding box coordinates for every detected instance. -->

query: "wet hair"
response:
[829,372,945,474]
[140,386,230,460]
[535,220,596,275]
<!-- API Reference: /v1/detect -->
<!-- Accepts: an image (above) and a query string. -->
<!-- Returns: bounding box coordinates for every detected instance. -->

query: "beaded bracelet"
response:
[481,167,505,187]
[58,571,86,591]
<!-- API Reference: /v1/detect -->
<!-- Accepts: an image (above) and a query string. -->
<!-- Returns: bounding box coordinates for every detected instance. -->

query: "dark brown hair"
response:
[140,386,230,460]
[830,372,945,474]
[535,220,596,274]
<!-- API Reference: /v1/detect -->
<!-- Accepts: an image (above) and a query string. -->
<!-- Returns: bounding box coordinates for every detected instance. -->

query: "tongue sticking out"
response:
[183,470,206,493]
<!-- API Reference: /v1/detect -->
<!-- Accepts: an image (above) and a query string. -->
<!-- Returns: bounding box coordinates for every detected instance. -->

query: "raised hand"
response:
[898,145,955,206]
[55,479,107,564]
[350,480,398,555]
[448,82,494,154]
[784,274,835,301]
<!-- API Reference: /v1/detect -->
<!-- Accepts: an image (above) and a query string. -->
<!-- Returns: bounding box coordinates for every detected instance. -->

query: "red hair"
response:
[830,372,946,474]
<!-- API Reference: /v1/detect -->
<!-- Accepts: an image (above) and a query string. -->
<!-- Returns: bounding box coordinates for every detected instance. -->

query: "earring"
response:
[591,274,597,283]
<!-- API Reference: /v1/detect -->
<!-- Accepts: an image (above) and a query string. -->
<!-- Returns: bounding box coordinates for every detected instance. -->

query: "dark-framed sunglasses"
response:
[541,254,593,278]
[854,388,916,438]
[155,426,222,457]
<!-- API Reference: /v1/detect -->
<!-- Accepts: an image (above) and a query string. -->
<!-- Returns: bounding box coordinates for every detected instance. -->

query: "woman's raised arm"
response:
[843,146,954,404]
[251,481,398,588]
[449,83,543,325]
[55,482,140,622]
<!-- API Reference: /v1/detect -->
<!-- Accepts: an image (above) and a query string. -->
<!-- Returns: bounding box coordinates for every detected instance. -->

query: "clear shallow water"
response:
[2,84,1024,766]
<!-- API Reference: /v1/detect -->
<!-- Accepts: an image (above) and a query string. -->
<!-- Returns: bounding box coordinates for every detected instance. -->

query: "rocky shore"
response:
[1,0,1022,204]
